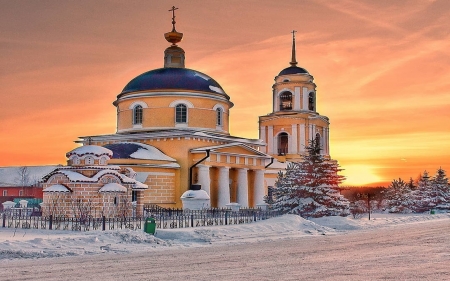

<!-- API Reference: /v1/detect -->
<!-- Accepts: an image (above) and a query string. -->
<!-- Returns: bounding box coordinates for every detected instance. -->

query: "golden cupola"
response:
[164,6,185,68]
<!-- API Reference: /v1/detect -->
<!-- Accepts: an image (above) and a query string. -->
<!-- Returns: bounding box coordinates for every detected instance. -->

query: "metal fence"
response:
[1,214,143,231]
[1,207,281,232]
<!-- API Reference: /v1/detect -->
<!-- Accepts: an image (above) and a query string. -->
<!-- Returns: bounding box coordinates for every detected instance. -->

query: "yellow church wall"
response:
[116,94,231,133]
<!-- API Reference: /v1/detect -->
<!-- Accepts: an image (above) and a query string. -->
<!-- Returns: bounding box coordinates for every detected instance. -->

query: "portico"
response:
[190,144,269,208]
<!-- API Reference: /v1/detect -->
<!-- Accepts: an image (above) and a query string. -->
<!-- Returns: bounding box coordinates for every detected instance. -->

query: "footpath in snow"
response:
[0,212,449,261]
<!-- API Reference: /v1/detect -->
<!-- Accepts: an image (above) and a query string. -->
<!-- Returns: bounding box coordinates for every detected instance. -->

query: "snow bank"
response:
[1,212,449,261]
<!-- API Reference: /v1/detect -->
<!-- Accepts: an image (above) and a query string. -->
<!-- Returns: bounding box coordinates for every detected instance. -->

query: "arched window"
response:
[133,105,143,125]
[175,104,187,123]
[71,156,80,165]
[278,133,289,156]
[308,92,315,111]
[315,133,321,148]
[99,157,107,165]
[279,92,292,111]
[216,108,223,126]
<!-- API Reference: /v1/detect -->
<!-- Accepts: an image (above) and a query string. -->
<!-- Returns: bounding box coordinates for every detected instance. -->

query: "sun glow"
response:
[341,165,383,186]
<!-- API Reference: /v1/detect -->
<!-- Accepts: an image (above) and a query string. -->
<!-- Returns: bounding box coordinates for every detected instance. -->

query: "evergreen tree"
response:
[270,138,349,218]
[411,171,433,212]
[384,178,414,213]
[431,167,450,210]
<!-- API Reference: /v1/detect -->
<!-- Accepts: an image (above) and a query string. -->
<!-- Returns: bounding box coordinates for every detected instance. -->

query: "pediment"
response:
[191,143,269,158]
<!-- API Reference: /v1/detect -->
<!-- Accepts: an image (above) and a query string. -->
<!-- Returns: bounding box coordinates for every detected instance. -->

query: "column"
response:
[197,164,211,195]
[267,126,274,154]
[299,124,305,152]
[326,127,330,155]
[294,87,301,110]
[302,87,308,110]
[309,124,313,141]
[291,124,298,154]
[236,168,249,207]
[322,127,327,155]
[253,169,265,205]
[260,126,266,153]
[217,166,230,208]
[273,89,277,112]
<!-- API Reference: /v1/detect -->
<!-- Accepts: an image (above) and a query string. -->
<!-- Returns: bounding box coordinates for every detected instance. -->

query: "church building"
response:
[35,8,333,212]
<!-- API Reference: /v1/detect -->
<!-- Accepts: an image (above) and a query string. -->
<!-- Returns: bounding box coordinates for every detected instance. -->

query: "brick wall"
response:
[143,172,176,204]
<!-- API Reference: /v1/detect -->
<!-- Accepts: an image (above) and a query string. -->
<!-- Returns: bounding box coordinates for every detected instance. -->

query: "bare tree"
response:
[15,166,30,187]
[71,198,95,224]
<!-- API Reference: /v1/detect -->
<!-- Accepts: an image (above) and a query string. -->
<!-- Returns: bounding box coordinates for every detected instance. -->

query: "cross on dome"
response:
[169,6,179,32]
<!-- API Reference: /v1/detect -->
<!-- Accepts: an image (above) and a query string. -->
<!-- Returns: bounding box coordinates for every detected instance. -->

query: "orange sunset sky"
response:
[1,0,449,186]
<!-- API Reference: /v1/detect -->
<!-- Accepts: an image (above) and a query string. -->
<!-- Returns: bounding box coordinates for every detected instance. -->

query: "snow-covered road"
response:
[1,214,449,280]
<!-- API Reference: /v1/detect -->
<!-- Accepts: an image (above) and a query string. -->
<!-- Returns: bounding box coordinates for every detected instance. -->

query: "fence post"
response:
[2,212,5,228]
[49,215,53,230]
[102,216,106,231]
[191,214,194,228]
[225,211,228,225]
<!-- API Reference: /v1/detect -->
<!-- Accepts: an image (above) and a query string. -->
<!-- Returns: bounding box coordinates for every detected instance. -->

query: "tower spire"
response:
[290,30,298,66]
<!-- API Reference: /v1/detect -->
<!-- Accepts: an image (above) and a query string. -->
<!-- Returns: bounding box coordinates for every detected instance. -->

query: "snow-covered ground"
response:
[1,212,450,280]
[1,212,448,261]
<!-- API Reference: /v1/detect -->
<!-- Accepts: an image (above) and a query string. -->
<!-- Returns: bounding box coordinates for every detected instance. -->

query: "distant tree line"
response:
[344,168,449,216]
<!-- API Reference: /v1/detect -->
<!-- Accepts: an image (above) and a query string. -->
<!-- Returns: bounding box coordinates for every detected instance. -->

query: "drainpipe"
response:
[189,149,210,189]
[265,157,274,168]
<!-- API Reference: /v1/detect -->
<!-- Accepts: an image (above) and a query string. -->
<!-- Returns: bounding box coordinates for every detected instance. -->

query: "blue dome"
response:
[278,66,309,76]
[120,68,228,98]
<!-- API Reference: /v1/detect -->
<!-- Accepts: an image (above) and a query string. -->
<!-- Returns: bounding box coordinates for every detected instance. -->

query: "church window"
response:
[133,105,143,125]
[85,156,94,165]
[279,92,292,111]
[99,157,107,165]
[175,104,187,123]
[316,133,321,148]
[101,176,119,184]
[309,92,315,111]
[278,132,289,155]
[72,156,80,165]
[216,108,223,126]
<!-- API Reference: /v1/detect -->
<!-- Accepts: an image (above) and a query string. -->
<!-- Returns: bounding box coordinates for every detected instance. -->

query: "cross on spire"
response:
[169,6,179,31]
[290,30,298,66]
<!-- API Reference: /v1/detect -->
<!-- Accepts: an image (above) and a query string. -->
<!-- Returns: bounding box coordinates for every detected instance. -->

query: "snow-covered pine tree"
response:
[384,178,413,213]
[270,138,349,218]
[411,171,433,213]
[431,167,450,211]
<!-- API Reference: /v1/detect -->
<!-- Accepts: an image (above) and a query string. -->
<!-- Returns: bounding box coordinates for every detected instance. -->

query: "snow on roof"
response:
[66,145,113,158]
[79,128,264,146]
[133,181,148,190]
[99,183,127,193]
[43,184,71,193]
[181,189,211,200]
[43,169,147,189]
[0,166,60,187]
[104,142,176,161]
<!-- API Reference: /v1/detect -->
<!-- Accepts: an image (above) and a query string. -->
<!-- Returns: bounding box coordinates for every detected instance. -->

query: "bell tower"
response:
[259,31,330,161]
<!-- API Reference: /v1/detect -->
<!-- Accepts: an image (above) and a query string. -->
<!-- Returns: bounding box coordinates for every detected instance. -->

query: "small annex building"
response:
[41,145,148,218]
